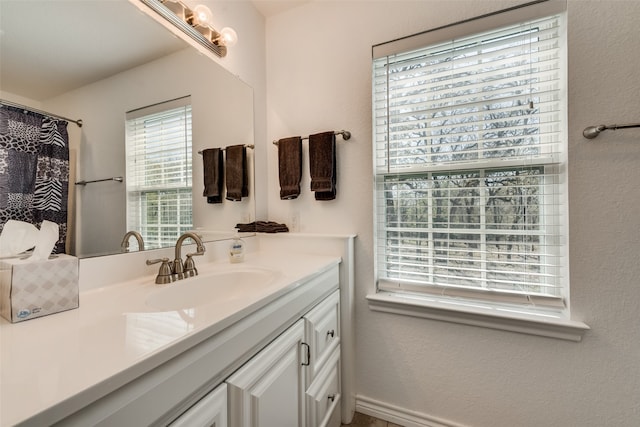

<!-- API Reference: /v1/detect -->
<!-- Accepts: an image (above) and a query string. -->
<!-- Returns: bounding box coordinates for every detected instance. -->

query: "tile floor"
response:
[341,412,403,427]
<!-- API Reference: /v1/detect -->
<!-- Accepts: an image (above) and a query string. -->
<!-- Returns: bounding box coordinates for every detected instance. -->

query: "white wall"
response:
[264,1,640,426]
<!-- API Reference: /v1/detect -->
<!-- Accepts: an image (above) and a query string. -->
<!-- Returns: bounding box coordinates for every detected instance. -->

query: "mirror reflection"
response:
[0,0,256,258]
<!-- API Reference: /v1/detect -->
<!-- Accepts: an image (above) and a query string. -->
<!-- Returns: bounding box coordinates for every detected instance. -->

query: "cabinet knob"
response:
[327,394,336,402]
[326,329,335,338]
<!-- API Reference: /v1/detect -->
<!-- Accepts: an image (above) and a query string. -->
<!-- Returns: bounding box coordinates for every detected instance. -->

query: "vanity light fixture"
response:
[191,4,213,26]
[216,27,238,47]
[140,0,237,58]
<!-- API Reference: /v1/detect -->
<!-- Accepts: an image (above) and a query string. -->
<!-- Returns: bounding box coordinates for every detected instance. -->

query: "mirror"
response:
[0,0,255,258]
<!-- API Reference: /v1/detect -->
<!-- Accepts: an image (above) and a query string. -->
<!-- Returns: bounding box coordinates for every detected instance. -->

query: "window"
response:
[373,7,569,315]
[126,97,193,250]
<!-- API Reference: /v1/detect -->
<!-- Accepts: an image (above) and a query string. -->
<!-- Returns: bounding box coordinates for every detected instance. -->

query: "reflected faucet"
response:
[173,232,206,280]
[121,231,144,252]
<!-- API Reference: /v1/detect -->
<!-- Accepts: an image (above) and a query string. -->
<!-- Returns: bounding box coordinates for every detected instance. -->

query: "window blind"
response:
[125,97,193,250]
[373,11,567,309]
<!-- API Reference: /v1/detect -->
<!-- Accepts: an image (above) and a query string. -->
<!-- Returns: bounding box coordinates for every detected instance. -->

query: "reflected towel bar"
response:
[272,130,351,145]
[75,177,123,186]
[583,123,640,139]
[198,144,254,155]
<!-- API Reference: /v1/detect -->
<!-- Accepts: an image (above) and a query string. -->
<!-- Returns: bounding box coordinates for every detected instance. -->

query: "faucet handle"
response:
[186,248,205,258]
[184,254,198,278]
[146,258,174,285]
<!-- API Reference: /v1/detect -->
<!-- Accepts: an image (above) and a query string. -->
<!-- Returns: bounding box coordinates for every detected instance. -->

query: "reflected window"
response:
[125,97,193,249]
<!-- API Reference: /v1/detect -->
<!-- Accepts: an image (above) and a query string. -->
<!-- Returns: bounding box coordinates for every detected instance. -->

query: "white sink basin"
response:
[145,267,279,311]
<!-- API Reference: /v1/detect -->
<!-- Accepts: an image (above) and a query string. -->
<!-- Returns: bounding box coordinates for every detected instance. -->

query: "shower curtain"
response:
[0,105,69,254]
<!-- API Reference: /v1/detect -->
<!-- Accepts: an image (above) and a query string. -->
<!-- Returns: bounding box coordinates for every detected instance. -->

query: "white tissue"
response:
[30,221,60,261]
[0,220,59,260]
[0,220,40,257]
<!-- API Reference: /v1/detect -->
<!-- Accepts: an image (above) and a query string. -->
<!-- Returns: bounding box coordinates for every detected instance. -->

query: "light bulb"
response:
[192,4,213,27]
[219,27,238,47]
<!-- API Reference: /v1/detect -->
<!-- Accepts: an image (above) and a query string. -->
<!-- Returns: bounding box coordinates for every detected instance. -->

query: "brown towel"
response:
[278,136,302,200]
[309,131,336,200]
[202,148,224,204]
[235,221,289,233]
[225,144,248,201]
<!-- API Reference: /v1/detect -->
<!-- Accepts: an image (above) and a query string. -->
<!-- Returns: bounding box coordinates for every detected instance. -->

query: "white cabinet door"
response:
[169,383,227,427]
[227,319,306,427]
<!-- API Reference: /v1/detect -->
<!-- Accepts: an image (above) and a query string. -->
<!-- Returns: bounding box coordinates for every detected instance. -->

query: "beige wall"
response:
[264,1,640,426]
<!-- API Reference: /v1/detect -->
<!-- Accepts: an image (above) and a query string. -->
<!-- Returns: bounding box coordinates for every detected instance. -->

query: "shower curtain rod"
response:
[0,99,83,127]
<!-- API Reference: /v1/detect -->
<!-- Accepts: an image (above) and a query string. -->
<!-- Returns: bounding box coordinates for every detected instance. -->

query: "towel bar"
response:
[583,123,640,139]
[272,130,351,145]
[198,144,254,155]
[75,177,123,186]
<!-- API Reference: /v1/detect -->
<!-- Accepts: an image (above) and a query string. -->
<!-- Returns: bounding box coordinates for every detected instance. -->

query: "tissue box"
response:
[0,254,79,323]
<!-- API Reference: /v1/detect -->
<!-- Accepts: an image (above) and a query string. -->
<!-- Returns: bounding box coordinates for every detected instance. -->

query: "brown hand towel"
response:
[202,148,224,204]
[235,221,289,233]
[309,131,336,200]
[225,144,248,201]
[255,221,289,233]
[278,136,302,200]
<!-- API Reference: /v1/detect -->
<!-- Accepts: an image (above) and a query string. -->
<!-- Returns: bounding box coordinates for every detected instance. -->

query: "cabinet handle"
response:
[301,342,310,366]
[327,394,336,402]
[326,329,335,339]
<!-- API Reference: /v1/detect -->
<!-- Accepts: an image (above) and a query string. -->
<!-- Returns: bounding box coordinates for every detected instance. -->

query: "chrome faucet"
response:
[121,230,144,252]
[173,232,206,280]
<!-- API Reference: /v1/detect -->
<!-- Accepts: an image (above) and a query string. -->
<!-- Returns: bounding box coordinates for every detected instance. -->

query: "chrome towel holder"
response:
[273,130,351,145]
[197,144,254,155]
[583,123,640,139]
[75,177,123,186]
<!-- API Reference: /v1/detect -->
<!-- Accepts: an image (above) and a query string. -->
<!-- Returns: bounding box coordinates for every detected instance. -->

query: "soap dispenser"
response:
[229,230,245,263]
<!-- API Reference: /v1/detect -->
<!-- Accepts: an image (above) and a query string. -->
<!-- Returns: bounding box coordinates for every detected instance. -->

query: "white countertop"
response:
[0,251,340,426]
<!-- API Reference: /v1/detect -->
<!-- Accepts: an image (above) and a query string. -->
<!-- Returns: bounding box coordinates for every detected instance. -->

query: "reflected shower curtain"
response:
[0,105,69,254]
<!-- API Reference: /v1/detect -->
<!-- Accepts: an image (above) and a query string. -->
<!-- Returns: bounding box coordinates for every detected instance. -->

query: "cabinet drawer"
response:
[305,348,340,427]
[169,383,227,427]
[304,290,340,383]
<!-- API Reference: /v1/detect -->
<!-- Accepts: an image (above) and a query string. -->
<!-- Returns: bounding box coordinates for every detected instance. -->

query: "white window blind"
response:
[126,97,193,250]
[373,10,568,310]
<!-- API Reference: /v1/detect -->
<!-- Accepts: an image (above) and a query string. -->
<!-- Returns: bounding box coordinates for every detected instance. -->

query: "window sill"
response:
[367,291,589,342]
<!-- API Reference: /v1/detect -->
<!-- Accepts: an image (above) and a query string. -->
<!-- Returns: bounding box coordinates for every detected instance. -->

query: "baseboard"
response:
[355,395,468,427]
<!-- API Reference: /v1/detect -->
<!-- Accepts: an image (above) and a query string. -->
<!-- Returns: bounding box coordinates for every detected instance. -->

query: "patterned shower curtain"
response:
[0,105,69,254]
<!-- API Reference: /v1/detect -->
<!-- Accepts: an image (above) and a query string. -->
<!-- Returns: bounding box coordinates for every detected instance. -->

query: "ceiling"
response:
[250,0,310,18]
[0,1,186,101]
[0,0,310,102]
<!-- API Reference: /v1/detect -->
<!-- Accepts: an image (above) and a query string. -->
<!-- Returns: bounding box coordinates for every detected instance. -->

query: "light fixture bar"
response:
[140,0,228,58]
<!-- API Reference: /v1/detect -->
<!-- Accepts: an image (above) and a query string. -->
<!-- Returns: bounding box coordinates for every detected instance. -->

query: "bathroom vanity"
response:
[0,235,355,427]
